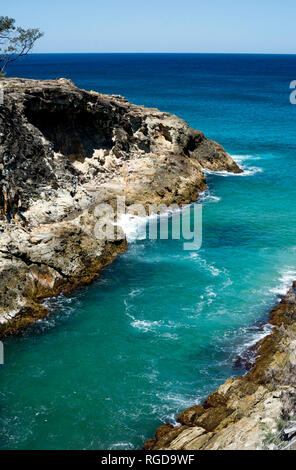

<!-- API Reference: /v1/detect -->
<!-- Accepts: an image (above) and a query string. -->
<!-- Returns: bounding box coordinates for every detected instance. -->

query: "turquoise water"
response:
[1,54,296,449]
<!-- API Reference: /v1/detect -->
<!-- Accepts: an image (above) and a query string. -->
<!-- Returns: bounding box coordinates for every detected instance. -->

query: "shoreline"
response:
[0,238,128,337]
[4,77,292,451]
[144,282,296,450]
[0,77,240,337]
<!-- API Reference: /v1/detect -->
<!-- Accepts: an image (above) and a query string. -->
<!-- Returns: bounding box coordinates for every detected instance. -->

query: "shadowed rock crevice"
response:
[23,95,115,160]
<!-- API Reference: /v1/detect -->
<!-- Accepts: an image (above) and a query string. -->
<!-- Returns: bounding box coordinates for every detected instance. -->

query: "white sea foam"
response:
[198,190,221,203]
[204,154,263,177]
[38,293,79,330]
[229,322,275,374]
[156,392,202,426]
[270,268,296,296]
[110,442,135,450]
[205,285,217,305]
[131,319,162,332]
[233,154,263,175]
[232,269,296,368]
[240,166,263,176]
[117,157,262,245]
[118,156,260,245]
[188,252,221,276]
[239,323,273,353]
[232,154,261,162]
[124,296,181,337]
[128,288,143,298]
[127,315,179,339]
[204,166,262,177]
[116,203,195,244]
[116,213,149,242]
[221,274,233,290]
[124,300,163,333]
[116,208,182,243]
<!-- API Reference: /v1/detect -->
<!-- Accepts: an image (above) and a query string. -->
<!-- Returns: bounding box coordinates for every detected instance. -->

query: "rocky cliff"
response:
[0,78,240,335]
[144,283,296,450]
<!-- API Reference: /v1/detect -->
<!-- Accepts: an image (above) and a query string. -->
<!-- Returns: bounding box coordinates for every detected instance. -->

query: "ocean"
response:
[1,53,296,449]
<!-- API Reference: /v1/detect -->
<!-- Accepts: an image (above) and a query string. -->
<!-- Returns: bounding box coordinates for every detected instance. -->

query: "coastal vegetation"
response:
[0,16,42,75]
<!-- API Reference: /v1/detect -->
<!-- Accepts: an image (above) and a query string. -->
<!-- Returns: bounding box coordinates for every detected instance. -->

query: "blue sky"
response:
[2,0,295,53]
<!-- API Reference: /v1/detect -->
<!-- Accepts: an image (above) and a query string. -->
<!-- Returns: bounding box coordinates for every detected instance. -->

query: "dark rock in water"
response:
[234,323,269,370]
[234,347,256,370]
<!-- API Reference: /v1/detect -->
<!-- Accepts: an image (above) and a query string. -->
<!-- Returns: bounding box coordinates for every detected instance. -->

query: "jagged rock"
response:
[0,77,241,334]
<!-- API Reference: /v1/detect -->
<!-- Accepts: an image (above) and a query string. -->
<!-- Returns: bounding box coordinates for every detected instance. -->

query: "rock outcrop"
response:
[144,283,296,450]
[0,78,241,335]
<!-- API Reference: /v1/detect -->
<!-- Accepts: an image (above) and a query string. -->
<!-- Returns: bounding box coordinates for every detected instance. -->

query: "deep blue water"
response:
[1,54,296,449]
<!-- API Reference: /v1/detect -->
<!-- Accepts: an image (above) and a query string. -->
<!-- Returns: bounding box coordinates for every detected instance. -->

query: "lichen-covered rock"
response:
[0,77,240,334]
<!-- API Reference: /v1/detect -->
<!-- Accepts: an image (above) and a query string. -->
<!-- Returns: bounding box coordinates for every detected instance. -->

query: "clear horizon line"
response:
[30,51,296,55]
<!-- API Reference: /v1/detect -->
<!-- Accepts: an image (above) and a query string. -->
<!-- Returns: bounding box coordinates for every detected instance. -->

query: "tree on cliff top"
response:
[0,16,43,75]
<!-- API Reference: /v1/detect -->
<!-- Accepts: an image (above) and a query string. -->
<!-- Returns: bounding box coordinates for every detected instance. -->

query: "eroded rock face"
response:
[0,77,240,334]
[144,283,296,450]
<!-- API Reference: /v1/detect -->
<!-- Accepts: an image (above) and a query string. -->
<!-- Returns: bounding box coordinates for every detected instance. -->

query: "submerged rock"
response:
[0,77,240,335]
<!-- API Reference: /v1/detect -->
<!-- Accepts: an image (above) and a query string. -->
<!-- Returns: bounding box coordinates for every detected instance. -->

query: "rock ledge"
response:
[0,78,240,335]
